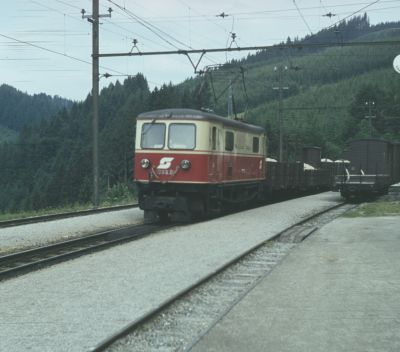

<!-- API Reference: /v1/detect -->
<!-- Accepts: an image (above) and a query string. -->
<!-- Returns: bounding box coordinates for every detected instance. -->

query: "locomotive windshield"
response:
[168,123,196,149]
[141,123,165,149]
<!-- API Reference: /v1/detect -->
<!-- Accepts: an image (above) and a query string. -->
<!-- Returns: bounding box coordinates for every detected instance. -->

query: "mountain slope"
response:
[0,84,72,133]
[0,125,18,143]
[246,67,400,158]
[200,26,400,117]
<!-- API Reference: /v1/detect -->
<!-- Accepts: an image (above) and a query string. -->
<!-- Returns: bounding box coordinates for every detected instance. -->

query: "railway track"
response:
[0,203,139,228]
[0,222,170,281]
[92,202,356,352]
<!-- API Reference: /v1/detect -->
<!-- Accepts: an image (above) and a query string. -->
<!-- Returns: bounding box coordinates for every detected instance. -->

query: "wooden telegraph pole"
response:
[82,1,111,208]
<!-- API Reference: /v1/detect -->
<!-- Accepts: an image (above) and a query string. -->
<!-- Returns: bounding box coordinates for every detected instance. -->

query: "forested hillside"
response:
[0,15,399,214]
[0,126,18,144]
[0,84,72,140]
[247,67,400,159]
[201,28,400,117]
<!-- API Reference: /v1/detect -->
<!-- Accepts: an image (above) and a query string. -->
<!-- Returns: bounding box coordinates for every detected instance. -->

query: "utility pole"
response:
[81,2,111,208]
[273,65,289,162]
[365,101,376,137]
[92,1,99,209]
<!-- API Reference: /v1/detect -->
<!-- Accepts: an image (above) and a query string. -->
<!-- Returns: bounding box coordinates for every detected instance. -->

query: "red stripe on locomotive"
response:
[135,151,265,184]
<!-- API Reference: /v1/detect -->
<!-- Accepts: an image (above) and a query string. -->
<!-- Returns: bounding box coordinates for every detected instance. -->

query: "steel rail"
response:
[0,222,170,281]
[0,203,139,229]
[91,201,349,352]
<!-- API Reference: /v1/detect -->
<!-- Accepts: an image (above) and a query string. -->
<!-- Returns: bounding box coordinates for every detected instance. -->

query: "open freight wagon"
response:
[335,139,400,199]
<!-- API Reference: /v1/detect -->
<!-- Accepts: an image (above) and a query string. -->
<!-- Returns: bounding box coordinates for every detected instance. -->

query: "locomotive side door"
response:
[208,125,221,183]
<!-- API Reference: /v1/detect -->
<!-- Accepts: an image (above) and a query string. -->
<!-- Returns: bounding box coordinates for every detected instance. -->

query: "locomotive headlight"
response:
[181,159,191,170]
[140,158,150,169]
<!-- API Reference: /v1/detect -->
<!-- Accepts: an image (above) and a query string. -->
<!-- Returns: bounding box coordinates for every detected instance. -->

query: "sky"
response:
[1,0,400,101]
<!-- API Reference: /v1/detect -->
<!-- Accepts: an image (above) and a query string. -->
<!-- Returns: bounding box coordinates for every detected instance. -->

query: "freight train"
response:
[335,139,400,199]
[134,109,334,222]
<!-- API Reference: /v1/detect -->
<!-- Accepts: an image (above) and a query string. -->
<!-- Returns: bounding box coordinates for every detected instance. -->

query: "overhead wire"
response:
[105,0,221,69]
[98,4,179,51]
[108,0,189,50]
[105,0,219,87]
[293,0,314,35]
[100,0,397,53]
[107,0,222,48]
[166,3,250,108]
[176,0,227,32]
[175,0,248,50]
[101,18,170,50]
[103,0,209,50]
[172,2,248,103]
[120,1,398,21]
[54,0,82,11]
[304,0,383,42]
[29,0,167,58]
[0,32,127,76]
[30,0,127,44]
[98,0,196,85]
[5,0,398,99]
[228,0,394,17]
[24,0,163,83]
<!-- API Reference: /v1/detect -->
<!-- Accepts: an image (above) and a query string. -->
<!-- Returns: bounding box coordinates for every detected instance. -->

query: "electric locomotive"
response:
[134,108,266,222]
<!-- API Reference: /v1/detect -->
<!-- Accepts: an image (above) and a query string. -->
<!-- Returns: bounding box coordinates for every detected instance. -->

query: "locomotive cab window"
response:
[253,137,259,153]
[141,123,165,149]
[168,123,196,149]
[225,131,234,151]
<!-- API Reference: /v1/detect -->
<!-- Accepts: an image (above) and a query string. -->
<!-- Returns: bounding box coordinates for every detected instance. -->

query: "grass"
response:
[0,197,137,222]
[343,200,400,218]
[0,204,91,222]
[0,182,138,222]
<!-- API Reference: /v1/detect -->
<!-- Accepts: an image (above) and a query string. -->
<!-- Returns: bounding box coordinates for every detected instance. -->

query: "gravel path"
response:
[0,192,342,352]
[0,208,144,254]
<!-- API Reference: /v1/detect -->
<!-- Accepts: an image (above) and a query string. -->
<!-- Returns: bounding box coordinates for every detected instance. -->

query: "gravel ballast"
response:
[0,208,144,254]
[0,192,341,352]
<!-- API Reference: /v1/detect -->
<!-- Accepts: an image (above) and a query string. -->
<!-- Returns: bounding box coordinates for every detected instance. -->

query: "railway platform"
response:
[191,214,400,352]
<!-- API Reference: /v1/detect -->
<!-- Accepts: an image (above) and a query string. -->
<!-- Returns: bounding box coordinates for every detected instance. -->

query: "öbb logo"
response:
[157,157,174,169]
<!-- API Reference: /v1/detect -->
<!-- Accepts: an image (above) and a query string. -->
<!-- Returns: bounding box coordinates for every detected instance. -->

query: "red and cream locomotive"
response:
[134,108,267,222]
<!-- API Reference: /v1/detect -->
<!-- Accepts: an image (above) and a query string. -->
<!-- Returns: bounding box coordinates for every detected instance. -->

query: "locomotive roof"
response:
[138,108,265,134]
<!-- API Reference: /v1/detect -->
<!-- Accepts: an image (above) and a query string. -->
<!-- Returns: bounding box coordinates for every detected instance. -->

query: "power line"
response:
[0,31,127,76]
[119,1,397,20]
[108,0,189,50]
[175,0,251,49]
[30,0,207,79]
[106,0,220,67]
[101,18,167,49]
[30,0,130,45]
[54,0,82,11]
[333,0,382,25]
[0,32,90,65]
[30,0,164,57]
[304,0,383,43]
[176,0,226,32]
[233,0,393,17]
[293,0,314,35]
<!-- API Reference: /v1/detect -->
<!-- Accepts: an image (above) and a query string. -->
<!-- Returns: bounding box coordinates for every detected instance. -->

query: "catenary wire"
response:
[0,32,128,76]
[293,0,314,34]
